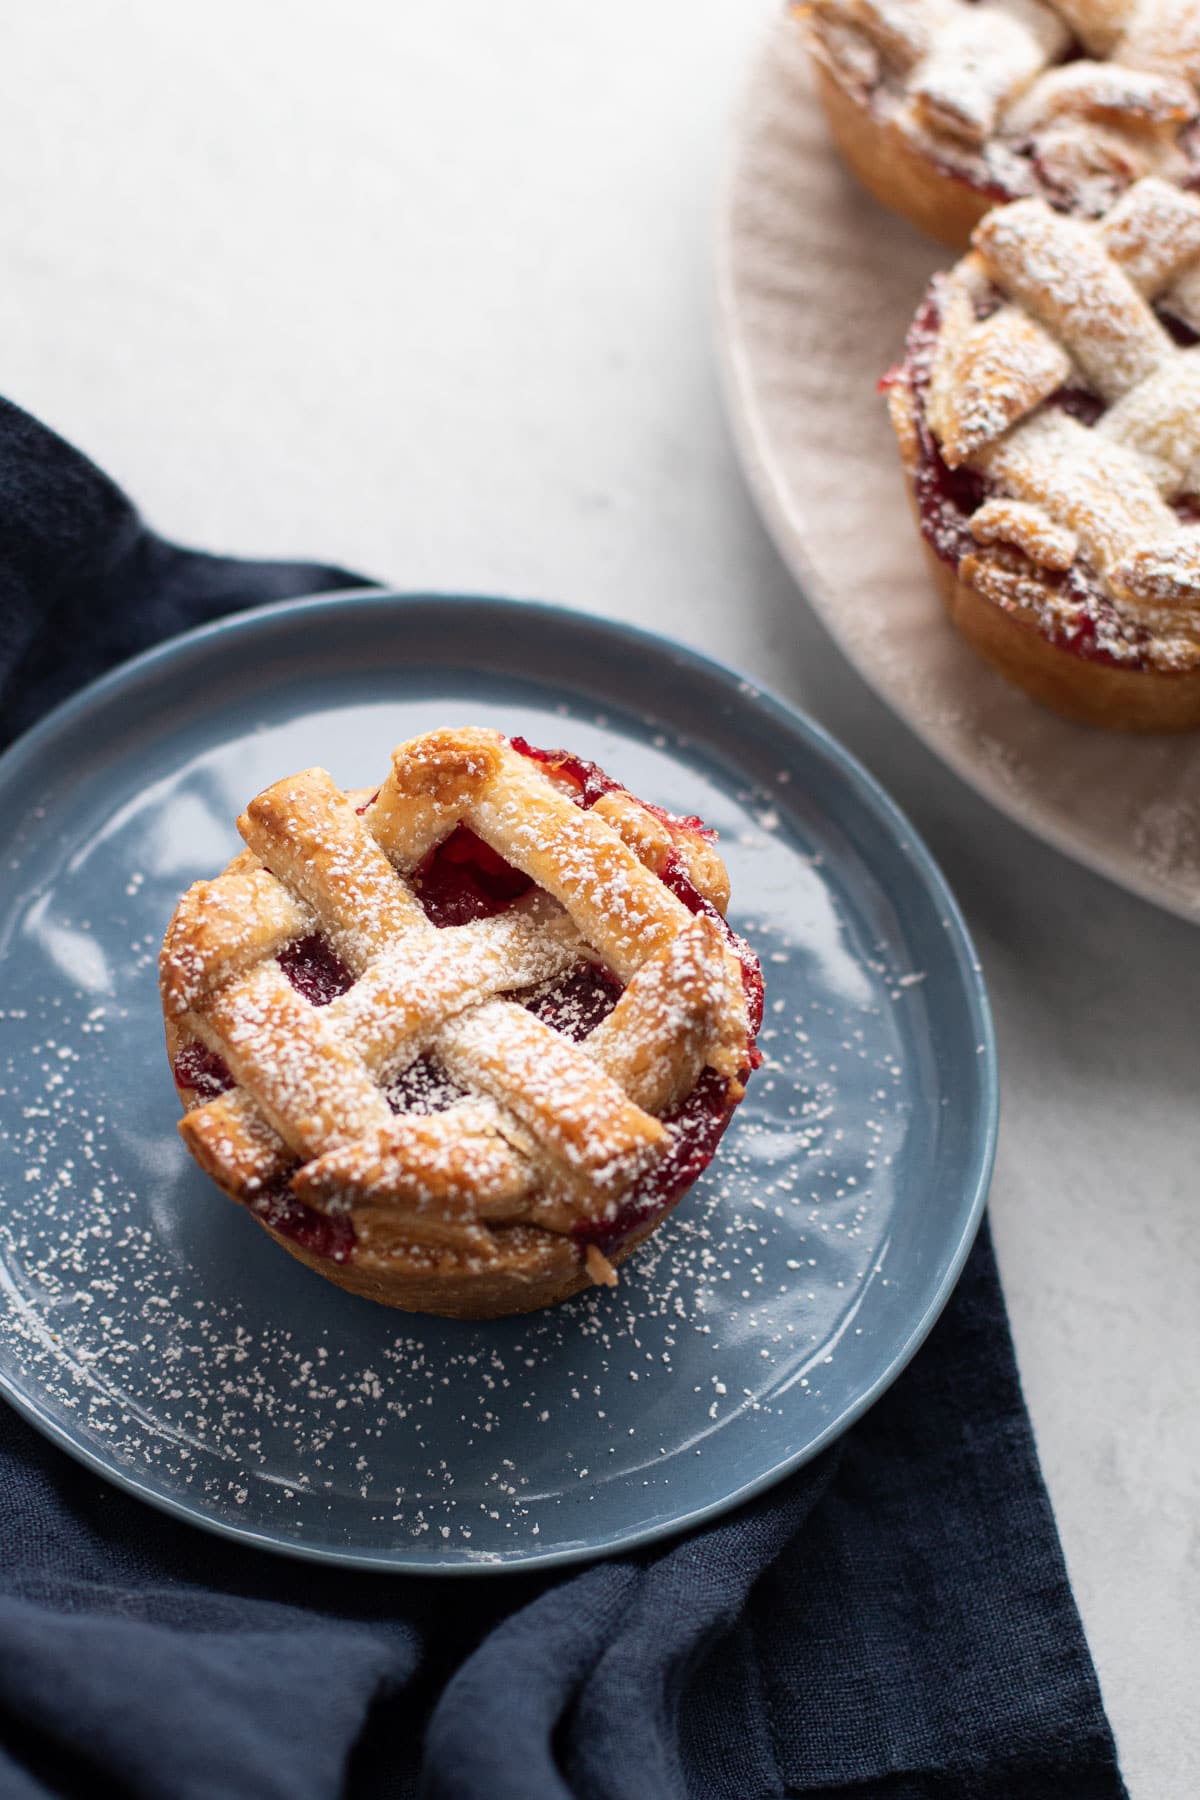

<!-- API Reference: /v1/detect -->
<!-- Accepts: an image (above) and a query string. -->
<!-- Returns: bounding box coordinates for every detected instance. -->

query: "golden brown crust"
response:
[809,56,999,251]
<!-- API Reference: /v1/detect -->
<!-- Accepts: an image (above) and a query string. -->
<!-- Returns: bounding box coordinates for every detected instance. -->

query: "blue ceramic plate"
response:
[0,594,996,1572]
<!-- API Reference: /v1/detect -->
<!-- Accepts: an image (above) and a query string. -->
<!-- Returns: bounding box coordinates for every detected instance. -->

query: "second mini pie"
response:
[886,177,1200,730]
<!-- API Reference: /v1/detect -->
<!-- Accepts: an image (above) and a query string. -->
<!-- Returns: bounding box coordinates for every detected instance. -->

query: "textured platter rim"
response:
[713,23,1200,928]
[0,591,998,1573]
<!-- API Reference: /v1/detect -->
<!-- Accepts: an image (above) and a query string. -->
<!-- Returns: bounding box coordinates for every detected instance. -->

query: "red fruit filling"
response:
[510,737,719,840]
[172,1041,233,1101]
[508,736,620,807]
[573,1068,736,1257]
[639,798,717,840]
[385,1054,471,1115]
[523,960,624,1039]
[413,825,535,927]
[1047,387,1105,428]
[1162,309,1200,349]
[177,935,351,1095]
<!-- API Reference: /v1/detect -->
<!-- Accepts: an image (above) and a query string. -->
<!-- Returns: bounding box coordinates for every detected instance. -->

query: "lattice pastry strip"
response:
[820,0,936,70]
[930,181,1200,460]
[240,767,427,967]
[162,731,754,1279]
[974,201,1170,398]
[1064,0,1141,59]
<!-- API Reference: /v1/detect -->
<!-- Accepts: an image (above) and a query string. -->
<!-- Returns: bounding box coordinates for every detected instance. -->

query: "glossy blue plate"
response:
[0,594,996,1571]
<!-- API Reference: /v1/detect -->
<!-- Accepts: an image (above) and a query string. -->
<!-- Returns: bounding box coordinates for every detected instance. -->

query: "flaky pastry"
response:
[160,730,763,1317]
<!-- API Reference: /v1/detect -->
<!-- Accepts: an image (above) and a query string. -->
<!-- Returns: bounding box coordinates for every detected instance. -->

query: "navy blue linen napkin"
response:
[0,398,1127,1800]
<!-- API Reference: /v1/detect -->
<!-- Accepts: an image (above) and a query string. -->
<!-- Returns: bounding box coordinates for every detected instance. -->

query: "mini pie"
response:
[159,729,763,1318]
[798,0,1200,249]
[886,177,1200,730]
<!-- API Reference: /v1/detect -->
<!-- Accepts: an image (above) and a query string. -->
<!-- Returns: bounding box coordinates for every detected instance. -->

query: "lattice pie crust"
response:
[160,730,761,1317]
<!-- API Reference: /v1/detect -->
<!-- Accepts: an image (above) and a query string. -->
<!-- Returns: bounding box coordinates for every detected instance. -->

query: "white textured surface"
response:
[0,3,1195,1794]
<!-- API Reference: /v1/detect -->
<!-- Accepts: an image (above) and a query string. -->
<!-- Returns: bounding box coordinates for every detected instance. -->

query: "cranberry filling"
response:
[172,1041,233,1101]
[660,850,764,1062]
[573,1068,735,1257]
[639,798,717,840]
[413,825,535,927]
[278,934,354,1005]
[512,736,721,849]
[250,1176,355,1264]
[523,961,623,1040]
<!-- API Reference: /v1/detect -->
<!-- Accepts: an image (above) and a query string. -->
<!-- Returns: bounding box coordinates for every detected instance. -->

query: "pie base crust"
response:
[161,738,759,1319]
